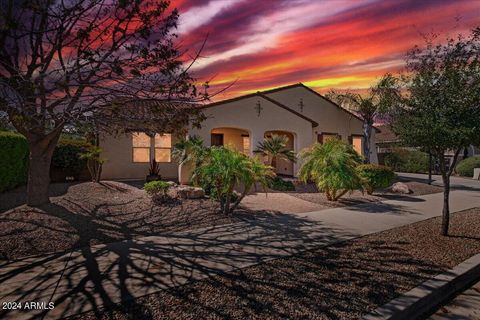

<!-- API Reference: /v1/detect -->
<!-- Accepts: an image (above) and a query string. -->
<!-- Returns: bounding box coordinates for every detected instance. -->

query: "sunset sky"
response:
[171,0,480,99]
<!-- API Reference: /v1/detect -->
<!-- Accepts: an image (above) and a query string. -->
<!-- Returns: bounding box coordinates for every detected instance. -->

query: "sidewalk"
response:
[1,189,479,319]
[429,280,480,319]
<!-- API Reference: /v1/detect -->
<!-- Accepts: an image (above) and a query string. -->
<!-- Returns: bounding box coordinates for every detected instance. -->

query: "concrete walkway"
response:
[429,280,480,319]
[1,182,479,319]
[397,172,480,191]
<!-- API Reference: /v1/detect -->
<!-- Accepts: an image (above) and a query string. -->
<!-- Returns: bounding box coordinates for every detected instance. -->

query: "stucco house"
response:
[100,83,378,181]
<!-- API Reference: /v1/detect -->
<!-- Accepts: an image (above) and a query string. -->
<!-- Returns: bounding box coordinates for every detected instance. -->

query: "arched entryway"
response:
[211,127,251,155]
[263,130,295,176]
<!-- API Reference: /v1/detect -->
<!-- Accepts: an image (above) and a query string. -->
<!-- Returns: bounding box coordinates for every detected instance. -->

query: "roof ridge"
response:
[259,83,304,94]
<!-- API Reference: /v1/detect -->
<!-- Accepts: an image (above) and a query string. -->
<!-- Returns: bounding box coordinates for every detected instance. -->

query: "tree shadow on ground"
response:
[0,182,78,212]
[343,201,422,215]
[67,230,451,320]
[0,202,356,320]
[0,182,476,319]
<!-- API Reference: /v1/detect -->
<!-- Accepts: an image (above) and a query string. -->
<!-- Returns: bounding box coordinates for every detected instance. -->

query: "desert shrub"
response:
[298,139,362,201]
[356,164,395,195]
[0,131,29,192]
[196,147,274,213]
[52,138,91,174]
[269,176,295,191]
[144,180,170,201]
[384,148,428,173]
[456,156,480,177]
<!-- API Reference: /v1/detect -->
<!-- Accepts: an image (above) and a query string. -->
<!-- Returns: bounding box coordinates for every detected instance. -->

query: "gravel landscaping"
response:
[74,207,480,320]
[0,181,241,260]
[288,180,444,209]
[0,178,446,260]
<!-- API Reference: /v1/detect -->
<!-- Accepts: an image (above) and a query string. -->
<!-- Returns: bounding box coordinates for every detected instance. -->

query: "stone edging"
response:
[363,253,480,320]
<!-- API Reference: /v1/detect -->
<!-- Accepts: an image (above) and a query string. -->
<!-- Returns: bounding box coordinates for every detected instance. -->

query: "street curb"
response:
[363,253,480,320]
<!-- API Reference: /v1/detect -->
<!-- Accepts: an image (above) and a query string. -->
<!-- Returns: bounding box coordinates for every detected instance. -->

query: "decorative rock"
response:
[390,182,413,194]
[166,181,177,187]
[176,186,205,199]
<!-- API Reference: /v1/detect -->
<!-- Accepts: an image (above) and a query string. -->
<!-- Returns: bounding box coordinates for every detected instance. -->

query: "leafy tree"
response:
[79,145,106,183]
[326,79,388,163]
[196,147,274,214]
[254,134,296,169]
[380,28,480,235]
[298,139,362,201]
[0,0,206,205]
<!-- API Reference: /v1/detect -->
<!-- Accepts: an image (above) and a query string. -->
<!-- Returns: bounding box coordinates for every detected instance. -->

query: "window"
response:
[155,133,172,162]
[132,132,151,163]
[211,133,224,146]
[242,135,250,155]
[351,136,363,155]
[318,133,341,144]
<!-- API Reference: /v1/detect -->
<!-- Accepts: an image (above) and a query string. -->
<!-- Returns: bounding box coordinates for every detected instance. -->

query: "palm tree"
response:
[172,135,208,184]
[230,155,275,212]
[326,77,391,163]
[196,147,274,214]
[298,139,362,201]
[254,134,296,169]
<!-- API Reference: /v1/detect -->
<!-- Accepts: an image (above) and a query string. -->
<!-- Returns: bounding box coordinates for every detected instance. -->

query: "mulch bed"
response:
[74,207,480,320]
[0,181,240,261]
[289,181,444,208]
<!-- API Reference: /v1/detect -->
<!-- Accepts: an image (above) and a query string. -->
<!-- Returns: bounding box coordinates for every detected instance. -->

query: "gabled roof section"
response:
[257,93,318,127]
[262,83,381,133]
[201,91,318,127]
[375,125,399,143]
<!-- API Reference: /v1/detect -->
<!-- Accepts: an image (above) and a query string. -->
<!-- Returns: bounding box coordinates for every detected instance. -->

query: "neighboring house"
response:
[375,125,402,165]
[100,83,379,181]
[375,124,480,167]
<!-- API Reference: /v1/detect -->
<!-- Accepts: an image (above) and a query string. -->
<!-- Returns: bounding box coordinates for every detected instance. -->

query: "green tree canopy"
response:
[380,27,480,235]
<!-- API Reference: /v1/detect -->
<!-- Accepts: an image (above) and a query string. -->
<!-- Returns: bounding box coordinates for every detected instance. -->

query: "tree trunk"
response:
[438,148,462,236]
[26,133,61,206]
[271,156,277,171]
[428,153,433,185]
[87,159,103,183]
[363,122,372,164]
[441,175,450,236]
[438,155,450,236]
[230,184,251,213]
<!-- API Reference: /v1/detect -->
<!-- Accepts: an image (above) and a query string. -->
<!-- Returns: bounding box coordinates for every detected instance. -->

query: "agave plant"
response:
[298,139,362,201]
[254,134,296,168]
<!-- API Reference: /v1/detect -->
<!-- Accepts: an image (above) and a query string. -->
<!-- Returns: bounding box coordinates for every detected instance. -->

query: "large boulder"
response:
[390,182,413,194]
[176,186,205,199]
